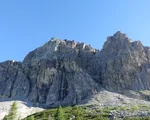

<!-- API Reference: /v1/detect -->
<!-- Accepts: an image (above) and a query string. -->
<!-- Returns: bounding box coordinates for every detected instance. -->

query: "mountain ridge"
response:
[1,31,150,109]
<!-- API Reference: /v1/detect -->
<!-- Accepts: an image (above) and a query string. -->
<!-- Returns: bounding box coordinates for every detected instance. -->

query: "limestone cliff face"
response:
[0,61,30,99]
[0,39,100,107]
[98,31,150,92]
[1,32,150,107]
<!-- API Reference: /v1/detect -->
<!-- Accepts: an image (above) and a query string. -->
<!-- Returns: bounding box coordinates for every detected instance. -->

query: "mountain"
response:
[1,31,150,110]
[100,32,150,91]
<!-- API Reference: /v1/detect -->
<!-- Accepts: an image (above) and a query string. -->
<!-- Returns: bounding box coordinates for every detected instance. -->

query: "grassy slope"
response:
[23,105,150,120]
[24,105,109,120]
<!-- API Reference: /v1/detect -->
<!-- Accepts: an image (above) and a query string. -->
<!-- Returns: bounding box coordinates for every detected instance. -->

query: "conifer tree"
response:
[42,113,46,118]
[3,115,8,120]
[56,106,65,120]
[28,116,34,120]
[7,102,18,120]
[74,107,83,120]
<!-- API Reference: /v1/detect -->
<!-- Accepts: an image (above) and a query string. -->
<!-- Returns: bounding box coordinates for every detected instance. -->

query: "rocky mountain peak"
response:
[98,32,150,93]
[46,37,96,52]
[105,31,128,43]
[23,38,98,64]
[1,31,150,111]
[113,31,127,40]
[102,31,143,54]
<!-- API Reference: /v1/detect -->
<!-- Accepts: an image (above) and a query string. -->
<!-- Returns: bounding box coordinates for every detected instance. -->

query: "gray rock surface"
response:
[1,32,150,108]
[0,39,100,107]
[95,31,150,95]
[0,100,44,120]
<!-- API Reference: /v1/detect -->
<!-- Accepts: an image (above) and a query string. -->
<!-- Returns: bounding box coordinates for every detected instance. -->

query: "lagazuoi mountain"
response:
[1,31,150,109]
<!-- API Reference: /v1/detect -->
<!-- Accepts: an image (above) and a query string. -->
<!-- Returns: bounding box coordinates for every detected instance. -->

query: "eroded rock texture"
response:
[1,32,150,107]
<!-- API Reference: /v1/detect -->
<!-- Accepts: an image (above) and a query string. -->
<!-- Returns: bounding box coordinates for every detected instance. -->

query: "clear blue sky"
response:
[0,0,150,62]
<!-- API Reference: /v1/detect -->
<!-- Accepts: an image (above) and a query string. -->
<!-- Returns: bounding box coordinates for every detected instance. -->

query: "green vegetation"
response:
[4,102,18,120]
[24,105,109,120]
[105,105,110,112]
[94,114,109,120]
[23,104,150,120]
[55,106,65,120]
[28,116,34,120]
[72,106,84,120]
[138,104,150,111]
[131,105,139,111]
[41,112,46,118]
[3,115,8,120]
[139,90,150,96]
[123,116,150,120]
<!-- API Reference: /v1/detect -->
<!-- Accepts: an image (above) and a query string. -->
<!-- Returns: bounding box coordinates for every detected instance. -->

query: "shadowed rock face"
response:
[0,39,100,107]
[1,32,150,107]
